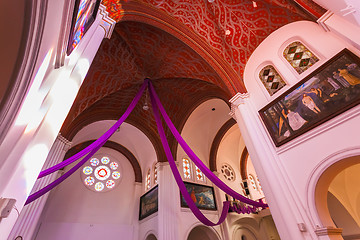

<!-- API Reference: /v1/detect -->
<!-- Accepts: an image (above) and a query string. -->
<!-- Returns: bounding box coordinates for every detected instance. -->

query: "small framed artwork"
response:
[139,185,158,220]
[67,0,101,55]
[180,182,217,211]
[259,48,360,146]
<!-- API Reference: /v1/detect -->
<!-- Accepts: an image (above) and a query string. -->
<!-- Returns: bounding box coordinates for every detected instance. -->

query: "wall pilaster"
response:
[229,93,317,240]
[8,134,71,240]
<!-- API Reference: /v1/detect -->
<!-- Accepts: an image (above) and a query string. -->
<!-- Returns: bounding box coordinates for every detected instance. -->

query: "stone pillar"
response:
[229,93,317,240]
[157,162,179,240]
[212,171,230,240]
[8,134,71,240]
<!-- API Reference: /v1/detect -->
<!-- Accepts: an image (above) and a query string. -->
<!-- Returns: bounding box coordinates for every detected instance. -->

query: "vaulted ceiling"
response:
[60,0,326,160]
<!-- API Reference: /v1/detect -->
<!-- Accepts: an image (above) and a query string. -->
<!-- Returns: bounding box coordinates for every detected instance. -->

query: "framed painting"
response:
[139,185,158,220]
[67,0,101,55]
[180,182,217,211]
[259,48,360,146]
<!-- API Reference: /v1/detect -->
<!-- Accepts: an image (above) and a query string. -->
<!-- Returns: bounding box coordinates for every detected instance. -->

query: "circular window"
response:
[221,164,235,181]
[81,155,121,192]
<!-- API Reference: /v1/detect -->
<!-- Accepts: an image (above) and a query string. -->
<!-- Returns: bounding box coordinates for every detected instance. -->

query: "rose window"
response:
[221,164,235,181]
[81,156,121,192]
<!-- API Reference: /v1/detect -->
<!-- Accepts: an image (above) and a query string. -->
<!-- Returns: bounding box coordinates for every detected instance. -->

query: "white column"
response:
[0,5,116,239]
[157,162,179,240]
[8,134,71,240]
[229,93,317,240]
[133,182,142,240]
[212,171,230,240]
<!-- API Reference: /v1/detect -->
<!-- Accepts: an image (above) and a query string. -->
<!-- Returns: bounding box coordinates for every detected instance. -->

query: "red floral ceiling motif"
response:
[67,21,226,122]
[124,0,315,77]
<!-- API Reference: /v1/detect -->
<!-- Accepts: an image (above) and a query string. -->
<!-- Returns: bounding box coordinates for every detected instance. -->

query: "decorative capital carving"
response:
[315,226,342,236]
[57,133,72,151]
[229,92,250,120]
[98,4,116,39]
[229,92,250,106]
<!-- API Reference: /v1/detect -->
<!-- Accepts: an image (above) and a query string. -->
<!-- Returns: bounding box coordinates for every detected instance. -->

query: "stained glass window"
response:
[259,65,286,96]
[146,169,151,190]
[81,155,121,192]
[283,41,319,74]
[256,176,263,193]
[195,166,205,181]
[221,164,235,181]
[183,158,191,179]
[248,174,257,190]
[154,164,158,185]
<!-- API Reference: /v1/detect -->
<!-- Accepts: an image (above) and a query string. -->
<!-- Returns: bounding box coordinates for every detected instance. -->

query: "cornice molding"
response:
[315,227,342,236]
[229,92,250,120]
[98,4,116,39]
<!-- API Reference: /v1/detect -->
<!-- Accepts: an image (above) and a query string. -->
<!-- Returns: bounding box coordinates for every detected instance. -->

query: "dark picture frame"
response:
[139,185,158,220]
[180,182,217,211]
[66,0,101,55]
[259,48,360,147]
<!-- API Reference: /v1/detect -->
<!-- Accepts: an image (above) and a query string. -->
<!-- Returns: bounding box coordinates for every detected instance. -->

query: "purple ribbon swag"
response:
[25,78,268,226]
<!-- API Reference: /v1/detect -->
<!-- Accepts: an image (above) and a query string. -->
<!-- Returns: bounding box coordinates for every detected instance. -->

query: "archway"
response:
[314,155,360,238]
[187,225,219,240]
[145,233,157,240]
[233,227,257,240]
[327,164,360,239]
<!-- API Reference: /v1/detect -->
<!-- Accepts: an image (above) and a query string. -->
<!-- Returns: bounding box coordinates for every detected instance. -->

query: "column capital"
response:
[98,4,116,39]
[56,133,72,151]
[229,92,250,120]
[315,226,342,236]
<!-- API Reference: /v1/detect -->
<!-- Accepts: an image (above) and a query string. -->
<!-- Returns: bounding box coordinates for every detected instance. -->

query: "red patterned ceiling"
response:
[61,0,326,155]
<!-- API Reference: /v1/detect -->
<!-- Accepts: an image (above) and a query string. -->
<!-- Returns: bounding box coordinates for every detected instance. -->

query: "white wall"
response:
[241,19,360,239]
[36,147,138,240]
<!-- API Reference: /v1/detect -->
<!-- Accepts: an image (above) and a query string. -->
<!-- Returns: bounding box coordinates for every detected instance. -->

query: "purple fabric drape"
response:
[149,85,230,226]
[25,80,149,205]
[37,79,149,179]
[148,81,268,209]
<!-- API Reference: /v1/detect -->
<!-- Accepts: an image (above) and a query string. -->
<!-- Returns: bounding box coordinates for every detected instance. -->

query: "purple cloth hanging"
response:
[37,79,149,178]
[148,81,267,209]
[149,86,230,226]
[25,80,149,204]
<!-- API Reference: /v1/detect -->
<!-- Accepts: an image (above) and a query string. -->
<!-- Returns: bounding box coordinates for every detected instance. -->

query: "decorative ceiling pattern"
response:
[62,0,327,161]
[129,0,315,76]
[68,21,226,121]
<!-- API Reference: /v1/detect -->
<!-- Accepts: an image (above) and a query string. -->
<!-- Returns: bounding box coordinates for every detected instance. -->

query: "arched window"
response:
[248,174,257,191]
[283,41,319,74]
[145,169,151,190]
[195,165,205,182]
[182,157,206,183]
[259,65,286,96]
[183,158,191,179]
[153,164,158,185]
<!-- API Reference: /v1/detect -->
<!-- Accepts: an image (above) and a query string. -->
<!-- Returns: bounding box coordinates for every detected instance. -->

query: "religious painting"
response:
[67,0,101,55]
[259,48,360,147]
[180,182,217,211]
[139,185,158,220]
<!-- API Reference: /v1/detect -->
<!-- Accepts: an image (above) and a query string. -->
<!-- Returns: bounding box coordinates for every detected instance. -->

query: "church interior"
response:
[1,0,360,239]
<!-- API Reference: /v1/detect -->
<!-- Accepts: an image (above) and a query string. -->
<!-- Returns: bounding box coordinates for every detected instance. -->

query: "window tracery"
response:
[81,156,121,192]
